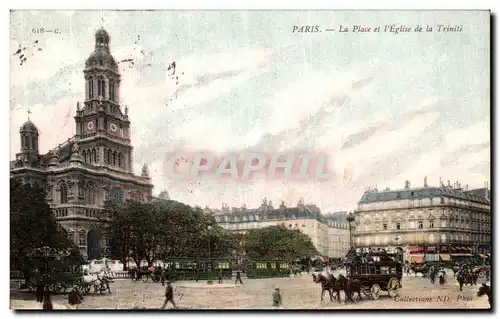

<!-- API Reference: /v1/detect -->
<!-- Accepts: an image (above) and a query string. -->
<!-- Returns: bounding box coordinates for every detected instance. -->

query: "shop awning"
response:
[411,254,425,263]
[425,254,439,262]
[427,246,436,252]
[440,254,451,261]
[450,253,473,257]
[440,246,448,252]
[410,247,424,253]
[466,247,472,252]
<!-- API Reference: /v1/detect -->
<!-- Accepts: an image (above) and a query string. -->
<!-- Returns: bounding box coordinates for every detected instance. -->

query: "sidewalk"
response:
[10,300,69,310]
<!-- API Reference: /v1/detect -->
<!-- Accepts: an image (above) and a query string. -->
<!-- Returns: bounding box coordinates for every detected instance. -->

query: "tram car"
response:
[245,260,290,279]
[345,252,403,300]
[163,258,238,281]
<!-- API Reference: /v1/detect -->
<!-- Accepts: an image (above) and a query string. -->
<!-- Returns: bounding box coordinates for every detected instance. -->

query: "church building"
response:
[10,28,154,260]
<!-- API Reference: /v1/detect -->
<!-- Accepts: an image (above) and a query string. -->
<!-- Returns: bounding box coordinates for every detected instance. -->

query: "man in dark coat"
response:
[235,270,243,284]
[272,287,282,308]
[218,269,223,284]
[160,281,178,309]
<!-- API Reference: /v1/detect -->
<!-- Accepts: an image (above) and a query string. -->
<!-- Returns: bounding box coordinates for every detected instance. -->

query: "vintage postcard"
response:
[9,10,490,310]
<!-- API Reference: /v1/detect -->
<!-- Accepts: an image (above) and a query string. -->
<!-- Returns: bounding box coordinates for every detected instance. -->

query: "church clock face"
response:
[110,123,117,132]
[87,121,94,130]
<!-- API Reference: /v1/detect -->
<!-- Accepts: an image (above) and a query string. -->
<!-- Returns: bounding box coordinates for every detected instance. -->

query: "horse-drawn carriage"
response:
[23,246,83,294]
[345,253,403,300]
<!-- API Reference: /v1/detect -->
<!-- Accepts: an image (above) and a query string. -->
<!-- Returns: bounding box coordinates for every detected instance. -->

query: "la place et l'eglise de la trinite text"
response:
[383,24,463,33]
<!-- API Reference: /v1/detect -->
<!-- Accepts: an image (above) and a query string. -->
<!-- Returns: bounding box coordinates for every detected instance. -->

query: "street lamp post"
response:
[347,212,355,248]
[207,226,212,284]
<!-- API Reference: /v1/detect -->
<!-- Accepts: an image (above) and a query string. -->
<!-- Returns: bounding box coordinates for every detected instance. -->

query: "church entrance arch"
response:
[87,230,102,260]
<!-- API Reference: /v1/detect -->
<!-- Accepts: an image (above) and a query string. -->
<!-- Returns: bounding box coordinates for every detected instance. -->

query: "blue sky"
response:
[10,10,490,212]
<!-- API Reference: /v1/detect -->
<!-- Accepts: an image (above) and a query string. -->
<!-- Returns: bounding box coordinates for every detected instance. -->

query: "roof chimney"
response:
[404,180,410,189]
[465,184,468,191]
[447,180,451,188]
[424,176,428,188]
[439,177,443,187]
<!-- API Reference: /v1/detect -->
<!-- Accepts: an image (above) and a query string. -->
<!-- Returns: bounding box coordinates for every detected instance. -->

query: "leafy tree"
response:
[242,226,319,261]
[10,179,78,275]
[100,199,239,269]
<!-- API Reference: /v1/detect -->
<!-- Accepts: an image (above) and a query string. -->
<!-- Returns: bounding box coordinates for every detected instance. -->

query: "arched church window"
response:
[23,135,29,149]
[109,80,115,101]
[92,149,97,163]
[118,153,122,167]
[109,187,124,204]
[88,77,94,99]
[99,59,103,66]
[79,231,86,246]
[98,77,105,99]
[31,136,36,150]
[83,151,87,163]
[107,149,112,164]
[104,118,108,130]
[60,184,68,204]
[112,151,116,166]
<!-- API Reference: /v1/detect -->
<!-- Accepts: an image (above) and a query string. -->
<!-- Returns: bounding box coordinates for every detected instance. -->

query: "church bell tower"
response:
[74,28,133,172]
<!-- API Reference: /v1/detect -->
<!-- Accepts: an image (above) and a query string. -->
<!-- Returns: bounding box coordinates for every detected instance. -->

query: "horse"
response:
[129,267,150,282]
[410,264,429,277]
[456,270,474,292]
[477,283,491,307]
[312,274,336,302]
[336,274,363,303]
[80,271,112,294]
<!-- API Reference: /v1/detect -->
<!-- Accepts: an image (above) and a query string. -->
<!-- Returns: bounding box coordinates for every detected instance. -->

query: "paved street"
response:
[10,270,490,310]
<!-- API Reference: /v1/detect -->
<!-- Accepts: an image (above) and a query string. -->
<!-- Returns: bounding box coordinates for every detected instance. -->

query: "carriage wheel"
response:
[142,275,149,283]
[153,275,160,283]
[84,284,91,294]
[48,283,57,292]
[478,271,485,278]
[99,284,107,294]
[55,282,66,294]
[27,281,36,292]
[370,284,381,300]
[387,278,400,298]
[361,286,371,297]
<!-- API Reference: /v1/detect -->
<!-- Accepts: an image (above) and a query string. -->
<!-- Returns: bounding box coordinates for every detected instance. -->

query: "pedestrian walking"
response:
[235,270,243,285]
[218,269,223,284]
[160,281,178,309]
[272,287,282,308]
[68,285,84,310]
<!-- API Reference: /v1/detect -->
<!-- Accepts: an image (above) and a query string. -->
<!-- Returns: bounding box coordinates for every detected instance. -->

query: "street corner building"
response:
[10,29,154,260]
[211,198,351,259]
[352,178,491,262]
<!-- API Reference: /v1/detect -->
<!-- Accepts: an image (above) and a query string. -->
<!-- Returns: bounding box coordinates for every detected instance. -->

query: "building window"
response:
[60,184,68,204]
[396,223,401,230]
[440,197,445,204]
[99,59,103,66]
[88,77,94,99]
[396,192,401,198]
[430,221,434,228]
[383,224,387,230]
[109,80,115,101]
[418,221,423,229]
[79,232,86,246]
[98,77,105,98]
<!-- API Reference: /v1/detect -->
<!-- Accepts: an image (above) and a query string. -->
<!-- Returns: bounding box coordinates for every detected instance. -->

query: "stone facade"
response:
[353,179,491,254]
[211,198,350,258]
[10,28,154,260]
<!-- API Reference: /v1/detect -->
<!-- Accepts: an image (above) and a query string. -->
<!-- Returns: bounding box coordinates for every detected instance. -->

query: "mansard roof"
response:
[358,186,490,205]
